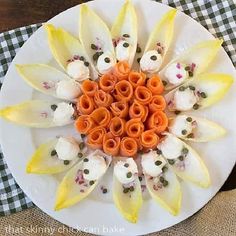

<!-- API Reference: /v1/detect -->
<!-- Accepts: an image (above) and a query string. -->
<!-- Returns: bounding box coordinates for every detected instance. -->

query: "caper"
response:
[187,133,194,138]
[200,92,207,98]
[174,110,181,115]
[129,186,134,192]
[89,180,95,185]
[167,159,175,165]
[182,147,189,155]
[185,66,190,71]
[123,34,130,38]
[162,166,168,172]
[83,158,89,162]
[104,57,110,63]
[189,85,195,91]
[163,180,169,187]
[102,188,108,194]
[127,172,132,178]
[162,80,167,86]
[189,71,194,77]
[51,104,57,111]
[123,42,129,48]
[136,46,141,53]
[156,149,162,155]
[178,155,184,161]
[91,44,97,50]
[193,103,200,110]
[124,163,129,168]
[51,150,57,156]
[84,169,89,174]
[179,86,185,91]
[155,160,162,166]
[159,176,165,183]
[137,58,141,63]
[64,160,70,165]
[186,117,192,122]
[150,55,157,61]
[123,188,129,193]
[78,153,83,158]
[79,142,85,150]
[182,129,187,135]
[84,61,89,67]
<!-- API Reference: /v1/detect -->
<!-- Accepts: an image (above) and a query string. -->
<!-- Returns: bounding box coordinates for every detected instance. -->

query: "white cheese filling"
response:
[114,158,138,184]
[141,151,167,177]
[66,60,90,81]
[140,50,163,73]
[164,62,188,85]
[83,154,107,181]
[159,135,183,160]
[169,115,193,137]
[55,137,80,161]
[96,51,116,74]
[115,39,131,62]
[56,80,81,100]
[174,88,198,111]
[53,102,74,125]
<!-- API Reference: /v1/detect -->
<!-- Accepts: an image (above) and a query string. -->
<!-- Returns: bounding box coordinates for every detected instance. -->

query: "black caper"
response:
[193,103,200,110]
[139,176,142,181]
[189,85,195,91]
[129,186,134,192]
[64,160,70,165]
[83,158,89,162]
[185,66,190,71]
[186,117,192,122]
[93,52,99,61]
[91,44,97,50]
[150,55,157,61]
[79,142,85,150]
[174,110,181,115]
[163,180,169,187]
[89,180,95,185]
[178,155,184,161]
[104,57,110,63]
[81,134,86,138]
[136,46,141,53]
[189,71,194,77]
[167,159,175,165]
[162,80,167,86]
[159,176,165,183]
[182,129,187,135]
[78,153,83,158]
[182,147,189,155]
[156,149,162,155]
[123,34,130,38]
[84,169,89,174]
[179,86,185,91]
[123,42,129,48]
[155,160,162,166]
[127,172,132,178]
[84,61,89,67]
[102,188,108,194]
[123,188,129,193]
[187,133,194,138]
[51,104,57,111]
[162,166,168,172]
[200,92,207,98]
[80,56,84,61]
[51,150,57,156]
[137,58,141,63]
[124,163,129,168]
[98,51,104,56]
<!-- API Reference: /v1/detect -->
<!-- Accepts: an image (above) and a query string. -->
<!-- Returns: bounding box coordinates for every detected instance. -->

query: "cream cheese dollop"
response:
[141,151,167,177]
[164,62,188,85]
[56,80,81,100]
[66,60,90,81]
[83,154,107,181]
[114,158,138,184]
[169,115,193,137]
[53,102,74,125]
[140,50,163,73]
[115,40,131,62]
[159,135,183,160]
[55,137,80,161]
[96,51,116,74]
[174,88,198,111]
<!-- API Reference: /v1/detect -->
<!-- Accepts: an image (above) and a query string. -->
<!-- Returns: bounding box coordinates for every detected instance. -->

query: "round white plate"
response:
[0,0,236,235]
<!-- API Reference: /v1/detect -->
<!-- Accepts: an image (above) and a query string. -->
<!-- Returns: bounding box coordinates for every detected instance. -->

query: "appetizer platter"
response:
[0,0,235,235]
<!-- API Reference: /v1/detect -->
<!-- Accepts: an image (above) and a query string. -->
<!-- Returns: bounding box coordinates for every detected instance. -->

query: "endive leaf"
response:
[159,133,210,188]
[168,115,226,142]
[144,9,177,58]
[0,100,74,128]
[45,24,90,72]
[113,167,142,223]
[26,137,85,174]
[144,167,181,215]
[165,73,233,112]
[55,150,111,210]
[79,4,115,71]
[161,39,223,90]
[111,0,137,66]
[16,64,78,99]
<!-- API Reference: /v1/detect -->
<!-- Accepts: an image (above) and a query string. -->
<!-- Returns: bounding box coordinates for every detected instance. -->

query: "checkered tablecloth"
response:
[0,0,235,216]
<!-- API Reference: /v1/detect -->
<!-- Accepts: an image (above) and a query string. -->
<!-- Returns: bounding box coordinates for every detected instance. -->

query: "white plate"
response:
[0,0,236,235]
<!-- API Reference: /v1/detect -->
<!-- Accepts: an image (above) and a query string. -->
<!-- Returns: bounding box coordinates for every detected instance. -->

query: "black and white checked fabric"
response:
[0,0,235,216]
